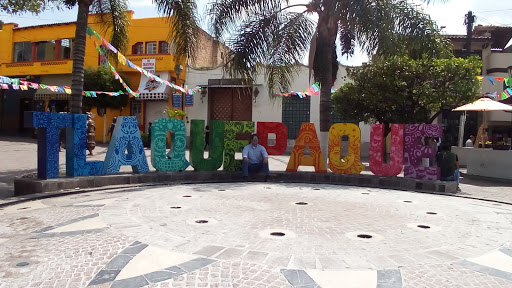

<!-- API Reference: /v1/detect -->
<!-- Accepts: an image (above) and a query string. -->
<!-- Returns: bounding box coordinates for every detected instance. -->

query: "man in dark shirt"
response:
[436,143,460,191]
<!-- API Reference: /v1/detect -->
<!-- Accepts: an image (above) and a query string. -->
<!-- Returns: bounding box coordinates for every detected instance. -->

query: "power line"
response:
[473,8,512,14]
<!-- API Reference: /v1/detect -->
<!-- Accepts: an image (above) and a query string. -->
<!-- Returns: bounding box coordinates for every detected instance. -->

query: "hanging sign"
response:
[173,94,182,108]
[142,59,156,74]
[184,94,194,107]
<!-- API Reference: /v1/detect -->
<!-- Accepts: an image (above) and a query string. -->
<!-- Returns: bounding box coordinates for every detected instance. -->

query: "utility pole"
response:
[464,11,475,58]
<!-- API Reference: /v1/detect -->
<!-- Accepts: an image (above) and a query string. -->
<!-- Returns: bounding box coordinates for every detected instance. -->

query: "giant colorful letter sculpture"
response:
[223,121,255,171]
[190,120,224,171]
[328,123,364,174]
[257,122,287,155]
[403,124,442,180]
[151,118,190,171]
[104,116,150,174]
[369,124,404,177]
[286,123,327,173]
[66,114,104,176]
[25,112,72,179]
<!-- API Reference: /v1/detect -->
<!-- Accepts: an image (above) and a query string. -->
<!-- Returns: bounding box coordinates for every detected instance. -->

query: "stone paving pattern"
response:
[1,137,512,287]
[0,182,510,287]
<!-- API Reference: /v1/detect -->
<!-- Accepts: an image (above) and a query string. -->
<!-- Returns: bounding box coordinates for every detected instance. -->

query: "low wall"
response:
[467,149,512,181]
[452,146,473,167]
[14,171,457,196]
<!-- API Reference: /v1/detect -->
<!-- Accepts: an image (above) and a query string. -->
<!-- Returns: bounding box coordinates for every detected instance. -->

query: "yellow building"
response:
[0,11,187,142]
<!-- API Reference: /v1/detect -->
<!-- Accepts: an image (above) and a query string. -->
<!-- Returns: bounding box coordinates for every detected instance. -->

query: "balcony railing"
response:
[0,59,73,76]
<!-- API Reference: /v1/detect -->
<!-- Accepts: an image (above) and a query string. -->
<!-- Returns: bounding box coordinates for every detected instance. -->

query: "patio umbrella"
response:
[452,98,512,148]
[452,97,512,112]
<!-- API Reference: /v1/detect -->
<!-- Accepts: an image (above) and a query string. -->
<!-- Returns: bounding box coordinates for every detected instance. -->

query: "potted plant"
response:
[164,108,187,119]
[492,141,511,151]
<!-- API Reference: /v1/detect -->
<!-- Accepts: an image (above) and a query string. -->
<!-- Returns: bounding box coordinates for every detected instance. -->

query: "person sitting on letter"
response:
[242,134,270,181]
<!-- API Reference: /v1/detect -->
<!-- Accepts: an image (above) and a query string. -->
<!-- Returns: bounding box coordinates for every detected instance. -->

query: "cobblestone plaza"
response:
[1,182,512,287]
[1,138,512,287]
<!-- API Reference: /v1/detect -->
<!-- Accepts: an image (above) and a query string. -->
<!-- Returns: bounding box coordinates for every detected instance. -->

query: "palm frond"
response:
[223,11,314,96]
[207,0,286,40]
[339,0,448,59]
[90,0,130,55]
[153,0,200,61]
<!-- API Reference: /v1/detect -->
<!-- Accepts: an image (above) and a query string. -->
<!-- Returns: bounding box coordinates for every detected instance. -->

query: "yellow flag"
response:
[64,88,71,94]
[118,53,126,65]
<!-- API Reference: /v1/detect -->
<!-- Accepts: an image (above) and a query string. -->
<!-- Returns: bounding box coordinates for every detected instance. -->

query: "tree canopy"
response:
[82,66,127,109]
[332,56,482,126]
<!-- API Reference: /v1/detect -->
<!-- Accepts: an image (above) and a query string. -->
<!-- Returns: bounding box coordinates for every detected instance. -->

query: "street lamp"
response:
[174,64,183,80]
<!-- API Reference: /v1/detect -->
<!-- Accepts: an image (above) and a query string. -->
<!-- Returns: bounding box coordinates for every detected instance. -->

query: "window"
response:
[13,42,32,62]
[132,42,143,54]
[146,42,157,54]
[282,96,311,139]
[60,38,74,59]
[36,40,56,61]
[159,41,169,54]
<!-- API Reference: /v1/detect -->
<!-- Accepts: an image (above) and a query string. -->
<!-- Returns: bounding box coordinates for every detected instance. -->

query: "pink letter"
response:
[369,124,404,176]
[404,124,442,180]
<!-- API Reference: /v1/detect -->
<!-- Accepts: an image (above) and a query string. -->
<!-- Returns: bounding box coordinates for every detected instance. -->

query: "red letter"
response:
[369,124,404,177]
[257,122,287,155]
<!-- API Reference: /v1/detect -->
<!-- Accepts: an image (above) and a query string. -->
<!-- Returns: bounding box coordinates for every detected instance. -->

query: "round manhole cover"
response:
[313,188,321,191]
[182,196,192,198]
[403,201,413,203]
[170,206,181,209]
[426,212,437,215]
[16,217,29,220]
[362,193,370,195]
[295,202,308,205]
[195,220,208,224]
[218,189,226,191]
[17,207,29,210]
[270,232,286,237]
[417,225,431,229]
[16,262,29,267]
[357,234,373,239]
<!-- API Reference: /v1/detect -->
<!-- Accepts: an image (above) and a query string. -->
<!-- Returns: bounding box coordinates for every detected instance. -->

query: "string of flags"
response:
[0,76,126,97]
[94,41,139,97]
[87,26,188,94]
[275,82,336,98]
[476,76,512,101]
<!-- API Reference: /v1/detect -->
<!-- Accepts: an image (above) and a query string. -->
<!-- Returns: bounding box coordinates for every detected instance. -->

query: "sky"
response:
[1,0,511,66]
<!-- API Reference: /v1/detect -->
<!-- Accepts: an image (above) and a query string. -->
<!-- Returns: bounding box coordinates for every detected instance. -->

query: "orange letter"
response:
[286,123,327,173]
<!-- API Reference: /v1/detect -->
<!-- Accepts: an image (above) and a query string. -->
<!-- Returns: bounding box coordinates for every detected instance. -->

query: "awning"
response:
[136,71,170,100]
[34,93,70,100]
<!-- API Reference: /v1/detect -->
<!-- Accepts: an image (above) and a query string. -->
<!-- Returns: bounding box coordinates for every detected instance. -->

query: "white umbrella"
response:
[452,97,512,112]
[452,98,512,148]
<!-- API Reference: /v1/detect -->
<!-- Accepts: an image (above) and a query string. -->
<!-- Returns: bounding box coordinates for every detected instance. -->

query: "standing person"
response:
[108,117,117,139]
[436,143,461,192]
[242,134,270,181]
[465,135,475,148]
[204,125,210,150]
[86,113,96,156]
[148,122,153,148]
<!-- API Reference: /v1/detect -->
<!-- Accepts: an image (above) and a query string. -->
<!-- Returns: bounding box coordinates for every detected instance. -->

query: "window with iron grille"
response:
[282,96,310,139]
[159,41,169,54]
[132,42,143,55]
[146,42,157,54]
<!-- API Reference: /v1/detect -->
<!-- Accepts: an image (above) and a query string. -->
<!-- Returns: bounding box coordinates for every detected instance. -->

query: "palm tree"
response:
[65,0,200,114]
[209,0,448,147]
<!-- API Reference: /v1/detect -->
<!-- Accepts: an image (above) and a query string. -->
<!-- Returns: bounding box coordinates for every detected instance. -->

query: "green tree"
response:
[209,0,448,140]
[0,0,56,14]
[82,66,128,109]
[332,56,482,128]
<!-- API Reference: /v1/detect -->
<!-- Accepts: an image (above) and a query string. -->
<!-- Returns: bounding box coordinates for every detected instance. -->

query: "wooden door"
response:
[209,87,252,121]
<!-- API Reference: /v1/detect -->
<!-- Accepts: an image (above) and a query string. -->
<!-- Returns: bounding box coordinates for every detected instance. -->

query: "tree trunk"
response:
[317,22,336,132]
[70,0,91,114]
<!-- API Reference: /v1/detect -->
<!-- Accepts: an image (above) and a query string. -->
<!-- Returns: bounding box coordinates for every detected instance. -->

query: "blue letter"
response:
[66,114,104,177]
[104,116,149,174]
[25,112,72,179]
